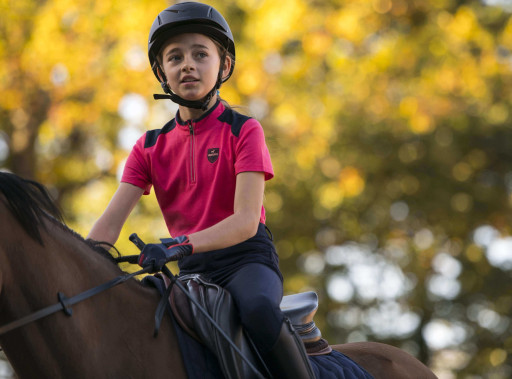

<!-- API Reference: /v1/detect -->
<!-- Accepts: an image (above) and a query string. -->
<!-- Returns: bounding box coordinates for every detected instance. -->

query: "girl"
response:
[88,2,314,378]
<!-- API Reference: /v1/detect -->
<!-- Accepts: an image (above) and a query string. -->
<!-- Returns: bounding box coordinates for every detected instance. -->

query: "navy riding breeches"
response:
[209,262,284,354]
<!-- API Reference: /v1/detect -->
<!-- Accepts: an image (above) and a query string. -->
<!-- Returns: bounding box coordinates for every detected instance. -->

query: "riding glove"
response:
[138,235,193,272]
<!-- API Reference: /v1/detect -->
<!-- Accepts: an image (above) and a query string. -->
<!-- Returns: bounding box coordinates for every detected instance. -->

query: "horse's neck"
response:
[0,215,187,378]
[1,220,112,312]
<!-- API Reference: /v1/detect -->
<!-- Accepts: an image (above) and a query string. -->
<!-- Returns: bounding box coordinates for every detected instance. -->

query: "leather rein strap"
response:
[0,257,151,336]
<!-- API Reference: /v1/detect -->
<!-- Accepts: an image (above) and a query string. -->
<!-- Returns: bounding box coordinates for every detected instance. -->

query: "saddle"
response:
[162,274,331,378]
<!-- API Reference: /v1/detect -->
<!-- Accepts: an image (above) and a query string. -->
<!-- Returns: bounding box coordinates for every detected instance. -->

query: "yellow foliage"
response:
[367,93,390,121]
[450,192,473,213]
[320,157,341,179]
[0,89,22,110]
[465,244,483,263]
[400,175,420,195]
[409,112,434,134]
[220,84,241,106]
[235,0,264,11]
[302,32,333,57]
[326,42,352,71]
[295,146,316,171]
[37,120,56,145]
[372,0,392,14]
[489,349,507,367]
[486,103,509,125]
[338,166,365,198]
[264,190,283,212]
[452,162,473,182]
[285,274,310,294]
[318,182,344,209]
[236,64,266,95]
[327,6,368,43]
[49,101,98,133]
[500,17,512,49]
[429,37,449,58]
[312,115,334,139]
[466,149,487,169]
[399,97,418,117]
[244,0,306,50]
[11,129,30,154]
[370,37,396,71]
[447,6,478,41]
[435,66,458,94]
[273,103,298,131]
[316,167,365,209]
[398,143,421,164]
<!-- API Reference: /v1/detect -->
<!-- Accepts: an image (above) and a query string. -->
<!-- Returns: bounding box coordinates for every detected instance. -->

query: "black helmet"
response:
[148,2,236,84]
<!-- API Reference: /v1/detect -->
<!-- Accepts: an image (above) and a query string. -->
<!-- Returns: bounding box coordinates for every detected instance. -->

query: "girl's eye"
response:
[197,52,208,58]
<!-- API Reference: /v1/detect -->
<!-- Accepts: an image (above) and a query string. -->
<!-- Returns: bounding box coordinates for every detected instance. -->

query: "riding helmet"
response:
[148,2,236,84]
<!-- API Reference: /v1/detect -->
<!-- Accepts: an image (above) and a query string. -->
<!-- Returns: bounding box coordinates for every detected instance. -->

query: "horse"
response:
[0,172,437,378]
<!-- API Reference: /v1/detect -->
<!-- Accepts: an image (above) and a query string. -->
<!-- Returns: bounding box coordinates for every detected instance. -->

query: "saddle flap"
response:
[168,277,202,343]
[168,274,264,379]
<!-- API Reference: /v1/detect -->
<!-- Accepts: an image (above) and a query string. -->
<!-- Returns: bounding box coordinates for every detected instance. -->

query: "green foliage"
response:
[2,0,512,376]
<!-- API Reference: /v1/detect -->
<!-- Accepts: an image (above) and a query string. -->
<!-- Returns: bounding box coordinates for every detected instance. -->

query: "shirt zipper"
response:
[187,120,196,184]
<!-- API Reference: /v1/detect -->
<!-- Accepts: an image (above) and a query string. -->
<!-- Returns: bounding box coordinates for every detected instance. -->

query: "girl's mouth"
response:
[181,76,199,83]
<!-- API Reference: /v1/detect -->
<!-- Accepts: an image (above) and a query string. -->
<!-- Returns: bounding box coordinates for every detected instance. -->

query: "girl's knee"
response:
[239,294,281,325]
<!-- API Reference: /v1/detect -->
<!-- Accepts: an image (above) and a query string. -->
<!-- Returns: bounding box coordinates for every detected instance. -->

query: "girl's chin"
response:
[176,91,208,101]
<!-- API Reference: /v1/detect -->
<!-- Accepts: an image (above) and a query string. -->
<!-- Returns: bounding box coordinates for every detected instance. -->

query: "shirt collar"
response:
[175,100,224,131]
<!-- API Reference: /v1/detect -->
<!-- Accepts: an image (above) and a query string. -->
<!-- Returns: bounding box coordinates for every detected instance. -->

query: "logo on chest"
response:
[207,148,220,163]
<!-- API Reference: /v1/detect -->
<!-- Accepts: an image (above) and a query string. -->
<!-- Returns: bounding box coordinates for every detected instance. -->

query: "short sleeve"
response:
[121,134,153,195]
[234,119,274,181]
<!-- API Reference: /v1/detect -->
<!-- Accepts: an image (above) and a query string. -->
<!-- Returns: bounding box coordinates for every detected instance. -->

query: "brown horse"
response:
[0,172,437,379]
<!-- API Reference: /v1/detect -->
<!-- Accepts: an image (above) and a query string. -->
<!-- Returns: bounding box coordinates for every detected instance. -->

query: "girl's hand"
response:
[138,236,193,271]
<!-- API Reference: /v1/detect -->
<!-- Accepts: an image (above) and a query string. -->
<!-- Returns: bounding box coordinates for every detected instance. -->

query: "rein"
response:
[0,262,153,336]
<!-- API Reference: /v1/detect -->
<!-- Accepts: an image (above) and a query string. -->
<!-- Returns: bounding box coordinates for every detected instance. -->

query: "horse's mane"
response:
[0,172,117,263]
[0,172,63,243]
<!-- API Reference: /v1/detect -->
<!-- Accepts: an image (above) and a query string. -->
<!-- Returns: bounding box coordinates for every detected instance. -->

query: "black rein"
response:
[0,256,151,336]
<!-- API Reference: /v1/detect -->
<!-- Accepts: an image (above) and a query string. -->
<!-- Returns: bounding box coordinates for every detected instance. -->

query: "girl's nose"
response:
[181,55,195,72]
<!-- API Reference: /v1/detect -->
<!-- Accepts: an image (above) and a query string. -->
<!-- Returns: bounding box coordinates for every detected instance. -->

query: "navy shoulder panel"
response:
[144,119,176,148]
[217,108,252,137]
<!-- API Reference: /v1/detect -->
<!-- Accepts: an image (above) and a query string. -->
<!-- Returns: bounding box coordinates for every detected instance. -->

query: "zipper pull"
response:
[188,121,194,135]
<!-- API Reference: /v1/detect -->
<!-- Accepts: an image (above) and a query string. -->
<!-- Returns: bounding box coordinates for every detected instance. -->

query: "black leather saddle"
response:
[163,274,331,378]
[167,275,331,348]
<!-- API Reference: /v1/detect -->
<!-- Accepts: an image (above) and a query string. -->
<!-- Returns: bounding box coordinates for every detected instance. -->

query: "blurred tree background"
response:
[1,0,512,377]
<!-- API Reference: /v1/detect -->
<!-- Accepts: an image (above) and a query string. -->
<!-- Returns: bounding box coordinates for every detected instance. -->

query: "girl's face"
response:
[159,33,231,102]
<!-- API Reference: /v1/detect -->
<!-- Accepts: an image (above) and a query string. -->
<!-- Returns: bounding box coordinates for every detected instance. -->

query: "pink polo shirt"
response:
[121,101,274,237]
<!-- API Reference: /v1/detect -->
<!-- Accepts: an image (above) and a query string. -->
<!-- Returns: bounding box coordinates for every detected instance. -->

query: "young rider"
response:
[88,2,314,378]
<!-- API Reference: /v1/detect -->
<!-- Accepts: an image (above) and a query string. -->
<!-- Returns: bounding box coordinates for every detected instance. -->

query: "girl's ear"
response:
[156,67,165,82]
[221,55,232,81]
